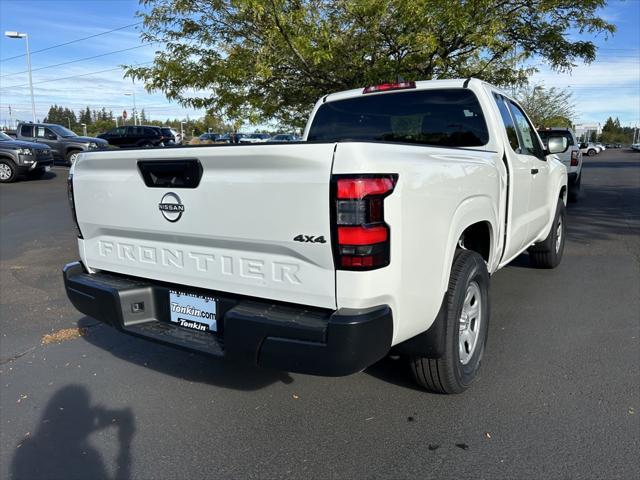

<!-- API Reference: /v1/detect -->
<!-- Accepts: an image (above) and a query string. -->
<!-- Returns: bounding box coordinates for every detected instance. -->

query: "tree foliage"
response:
[126,0,614,127]
[515,83,576,128]
[600,116,634,144]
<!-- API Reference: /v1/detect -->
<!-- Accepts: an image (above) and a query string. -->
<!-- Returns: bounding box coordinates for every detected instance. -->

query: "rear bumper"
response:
[63,262,392,376]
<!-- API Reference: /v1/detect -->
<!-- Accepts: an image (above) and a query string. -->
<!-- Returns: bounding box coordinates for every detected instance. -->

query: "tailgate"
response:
[73,144,337,309]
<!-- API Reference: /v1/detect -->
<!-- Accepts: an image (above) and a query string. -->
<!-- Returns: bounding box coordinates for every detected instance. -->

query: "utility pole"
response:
[4,31,36,122]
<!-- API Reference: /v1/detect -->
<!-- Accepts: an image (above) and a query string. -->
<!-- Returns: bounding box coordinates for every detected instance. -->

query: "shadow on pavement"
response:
[14,170,58,183]
[565,184,639,244]
[364,355,425,392]
[10,385,135,480]
[78,317,294,391]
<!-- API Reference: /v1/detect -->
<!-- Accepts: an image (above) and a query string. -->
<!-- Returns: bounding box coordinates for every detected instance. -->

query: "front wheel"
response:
[528,199,566,268]
[588,149,597,157]
[0,159,17,183]
[410,249,490,394]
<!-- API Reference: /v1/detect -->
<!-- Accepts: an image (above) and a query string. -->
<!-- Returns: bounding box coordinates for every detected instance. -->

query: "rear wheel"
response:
[528,199,566,268]
[568,173,581,203]
[410,249,490,394]
[0,159,17,183]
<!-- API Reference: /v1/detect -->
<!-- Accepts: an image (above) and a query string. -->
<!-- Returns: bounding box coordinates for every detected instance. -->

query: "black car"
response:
[98,125,164,148]
[158,127,177,144]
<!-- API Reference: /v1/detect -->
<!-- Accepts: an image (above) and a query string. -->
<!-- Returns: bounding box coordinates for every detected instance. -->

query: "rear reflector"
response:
[363,81,416,94]
[338,226,388,245]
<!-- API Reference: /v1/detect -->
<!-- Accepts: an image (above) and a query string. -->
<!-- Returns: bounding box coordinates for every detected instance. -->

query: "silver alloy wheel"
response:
[459,281,482,365]
[69,152,79,163]
[0,162,12,180]
[555,217,563,253]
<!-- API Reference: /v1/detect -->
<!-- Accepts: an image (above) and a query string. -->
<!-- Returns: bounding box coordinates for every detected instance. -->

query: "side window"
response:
[493,94,519,152]
[40,127,56,139]
[20,125,34,137]
[507,101,545,159]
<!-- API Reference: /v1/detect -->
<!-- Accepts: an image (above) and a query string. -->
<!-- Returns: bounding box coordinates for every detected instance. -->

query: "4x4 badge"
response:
[293,235,326,243]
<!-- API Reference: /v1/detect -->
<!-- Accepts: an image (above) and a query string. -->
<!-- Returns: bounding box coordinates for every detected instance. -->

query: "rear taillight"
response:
[332,175,397,270]
[67,173,83,238]
[571,150,579,166]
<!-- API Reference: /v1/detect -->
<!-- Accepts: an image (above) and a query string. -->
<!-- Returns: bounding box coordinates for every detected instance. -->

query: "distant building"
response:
[574,123,601,141]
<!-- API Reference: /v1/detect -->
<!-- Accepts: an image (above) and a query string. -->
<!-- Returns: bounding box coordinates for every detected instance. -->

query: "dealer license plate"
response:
[169,290,217,332]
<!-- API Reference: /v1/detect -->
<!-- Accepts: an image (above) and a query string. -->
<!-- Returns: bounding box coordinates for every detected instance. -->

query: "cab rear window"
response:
[307,89,489,147]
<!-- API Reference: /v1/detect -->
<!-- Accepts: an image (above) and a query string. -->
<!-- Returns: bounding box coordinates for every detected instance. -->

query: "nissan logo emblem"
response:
[158,192,184,222]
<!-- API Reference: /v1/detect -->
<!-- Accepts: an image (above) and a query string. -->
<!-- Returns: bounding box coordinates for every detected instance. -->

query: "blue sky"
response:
[0,0,638,128]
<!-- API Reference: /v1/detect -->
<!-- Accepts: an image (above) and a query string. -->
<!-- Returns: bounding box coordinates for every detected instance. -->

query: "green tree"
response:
[601,116,630,144]
[127,0,614,127]
[78,106,92,126]
[515,83,576,128]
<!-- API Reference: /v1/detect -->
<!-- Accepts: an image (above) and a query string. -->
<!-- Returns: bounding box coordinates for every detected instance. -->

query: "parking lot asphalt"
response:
[1,149,638,480]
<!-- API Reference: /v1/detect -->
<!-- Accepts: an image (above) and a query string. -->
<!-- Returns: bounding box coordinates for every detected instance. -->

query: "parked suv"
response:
[580,142,600,157]
[538,128,583,202]
[0,131,54,183]
[15,123,108,164]
[98,125,164,148]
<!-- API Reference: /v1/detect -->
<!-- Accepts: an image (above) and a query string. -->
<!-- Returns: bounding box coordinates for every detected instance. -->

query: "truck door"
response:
[35,126,63,158]
[492,94,532,259]
[506,101,550,241]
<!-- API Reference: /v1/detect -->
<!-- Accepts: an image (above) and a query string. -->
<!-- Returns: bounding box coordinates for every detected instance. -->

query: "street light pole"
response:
[4,31,36,123]
[124,91,137,126]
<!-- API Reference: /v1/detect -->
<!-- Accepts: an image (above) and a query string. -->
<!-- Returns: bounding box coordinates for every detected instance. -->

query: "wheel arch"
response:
[440,195,498,302]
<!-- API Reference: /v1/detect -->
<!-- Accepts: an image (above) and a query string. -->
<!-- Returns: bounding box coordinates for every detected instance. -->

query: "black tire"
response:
[139,141,153,148]
[410,249,490,394]
[0,158,17,183]
[587,149,597,157]
[27,168,47,179]
[568,173,581,203]
[528,199,566,268]
[65,150,81,165]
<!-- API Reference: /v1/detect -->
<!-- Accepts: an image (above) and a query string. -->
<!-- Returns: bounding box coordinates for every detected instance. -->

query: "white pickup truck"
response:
[63,78,569,393]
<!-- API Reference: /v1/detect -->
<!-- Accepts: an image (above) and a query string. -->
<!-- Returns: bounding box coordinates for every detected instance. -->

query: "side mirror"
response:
[46,133,57,140]
[546,136,568,154]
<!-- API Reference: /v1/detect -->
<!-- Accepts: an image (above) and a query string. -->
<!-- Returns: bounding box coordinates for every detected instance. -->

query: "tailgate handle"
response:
[138,159,203,188]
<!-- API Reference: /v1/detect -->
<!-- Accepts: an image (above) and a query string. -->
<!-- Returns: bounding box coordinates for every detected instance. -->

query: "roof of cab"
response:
[322,78,492,103]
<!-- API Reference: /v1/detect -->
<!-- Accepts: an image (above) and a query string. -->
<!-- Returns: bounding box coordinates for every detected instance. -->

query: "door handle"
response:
[531,168,539,174]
